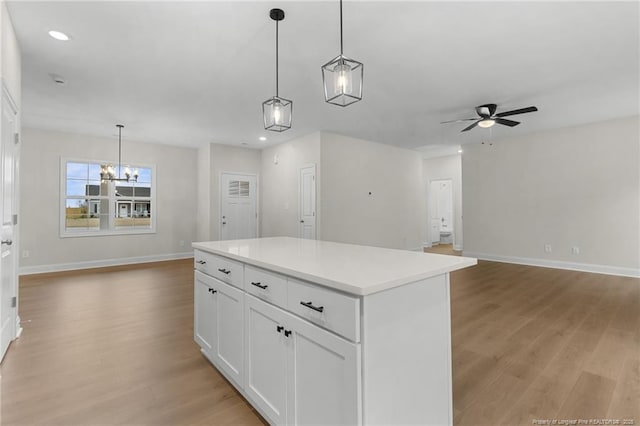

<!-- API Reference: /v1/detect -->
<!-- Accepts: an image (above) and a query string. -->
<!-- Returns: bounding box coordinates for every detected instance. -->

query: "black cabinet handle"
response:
[196,260,206,264]
[217,268,231,275]
[300,301,324,313]
[251,281,268,290]
[284,330,292,337]
[276,325,284,333]
[208,288,217,294]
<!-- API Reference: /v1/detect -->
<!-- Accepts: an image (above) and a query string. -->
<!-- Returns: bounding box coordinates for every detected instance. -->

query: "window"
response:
[61,159,155,237]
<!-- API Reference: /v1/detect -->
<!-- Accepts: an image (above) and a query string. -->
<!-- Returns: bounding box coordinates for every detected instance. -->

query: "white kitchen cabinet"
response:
[245,294,359,426]
[194,271,216,354]
[212,278,244,387]
[244,294,289,424]
[194,270,244,388]
[286,308,360,426]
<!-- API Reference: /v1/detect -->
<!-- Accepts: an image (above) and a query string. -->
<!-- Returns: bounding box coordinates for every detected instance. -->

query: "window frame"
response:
[59,157,157,238]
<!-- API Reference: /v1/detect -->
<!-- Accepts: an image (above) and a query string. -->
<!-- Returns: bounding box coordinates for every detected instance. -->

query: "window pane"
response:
[66,180,88,196]
[133,184,151,197]
[88,163,102,181]
[137,167,152,183]
[87,180,105,196]
[66,163,88,180]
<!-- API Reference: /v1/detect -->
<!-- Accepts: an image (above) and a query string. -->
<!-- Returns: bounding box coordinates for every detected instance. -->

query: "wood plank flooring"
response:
[2,258,639,425]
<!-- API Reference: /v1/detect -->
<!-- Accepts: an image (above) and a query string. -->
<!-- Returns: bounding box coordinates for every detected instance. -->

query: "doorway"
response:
[220,173,257,240]
[0,84,18,362]
[429,179,454,247]
[299,164,316,239]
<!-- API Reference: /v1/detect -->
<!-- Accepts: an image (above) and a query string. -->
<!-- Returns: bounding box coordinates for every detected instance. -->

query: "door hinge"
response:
[11,296,16,308]
[14,133,19,145]
[13,214,17,225]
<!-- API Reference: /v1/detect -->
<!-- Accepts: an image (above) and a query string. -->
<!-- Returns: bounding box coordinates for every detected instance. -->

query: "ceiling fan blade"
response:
[461,121,480,132]
[440,118,477,124]
[495,118,520,127]
[495,106,538,117]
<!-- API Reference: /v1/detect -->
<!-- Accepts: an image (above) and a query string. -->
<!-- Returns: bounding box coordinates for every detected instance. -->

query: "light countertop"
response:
[193,237,476,296]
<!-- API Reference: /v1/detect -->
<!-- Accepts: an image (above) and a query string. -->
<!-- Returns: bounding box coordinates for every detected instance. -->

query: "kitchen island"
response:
[193,237,476,425]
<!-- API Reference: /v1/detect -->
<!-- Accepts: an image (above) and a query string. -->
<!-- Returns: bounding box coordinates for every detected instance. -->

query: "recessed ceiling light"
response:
[259,136,267,141]
[48,30,70,41]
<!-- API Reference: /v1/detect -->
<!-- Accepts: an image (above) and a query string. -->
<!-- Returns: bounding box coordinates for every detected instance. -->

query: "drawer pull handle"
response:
[251,281,268,290]
[300,301,324,313]
[217,268,231,275]
[196,260,206,264]
[208,288,217,294]
[276,325,284,333]
[284,330,292,337]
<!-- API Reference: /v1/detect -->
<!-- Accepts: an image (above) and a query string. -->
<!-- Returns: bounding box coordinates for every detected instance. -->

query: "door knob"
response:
[1,239,12,246]
[222,222,226,225]
[300,220,304,223]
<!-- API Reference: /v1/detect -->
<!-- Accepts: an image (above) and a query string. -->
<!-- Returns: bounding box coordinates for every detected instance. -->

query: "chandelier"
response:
[100,124,138,182]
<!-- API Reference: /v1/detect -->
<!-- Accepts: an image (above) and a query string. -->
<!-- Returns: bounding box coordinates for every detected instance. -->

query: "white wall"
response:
[208,144,261,241]
[462,115,640,276]
[423,154,463,250]
[260,132,321,238]
[320,132,425,250]
[1,1,21,109]
[196,143,211,242]
[19,128,198,273]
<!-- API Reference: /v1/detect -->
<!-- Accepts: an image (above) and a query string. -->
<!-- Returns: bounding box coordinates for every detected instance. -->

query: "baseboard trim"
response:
[19,252,194,276]
[462,251,640,278]
[453,245,463,251]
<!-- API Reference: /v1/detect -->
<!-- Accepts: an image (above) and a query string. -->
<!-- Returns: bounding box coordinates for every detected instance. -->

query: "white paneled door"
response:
[298,165,316,239]
[220,173,257,241]
[0,86,18,363]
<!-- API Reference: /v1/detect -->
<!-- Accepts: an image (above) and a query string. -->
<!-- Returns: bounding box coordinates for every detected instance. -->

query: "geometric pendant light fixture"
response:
[100,124,138,182]
[262,8,292,132]
[321,0,363,107]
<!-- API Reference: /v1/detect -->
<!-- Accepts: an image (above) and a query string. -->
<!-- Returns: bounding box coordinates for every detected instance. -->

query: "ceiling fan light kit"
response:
[441,103,538,133]
[262,8,292,132]
[321,0,363,107]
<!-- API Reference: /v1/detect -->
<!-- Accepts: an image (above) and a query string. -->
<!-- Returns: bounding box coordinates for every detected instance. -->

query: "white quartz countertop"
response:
[192,237,476,296]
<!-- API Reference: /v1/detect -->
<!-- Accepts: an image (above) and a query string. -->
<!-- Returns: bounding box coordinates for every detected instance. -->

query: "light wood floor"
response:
[2,258,638,425]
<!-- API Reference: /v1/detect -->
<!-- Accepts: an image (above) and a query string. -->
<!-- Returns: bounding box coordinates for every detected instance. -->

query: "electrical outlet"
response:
[571,246,580,255]
[544,244,552,253]
[179,240,185,247]
[22,250,30,258]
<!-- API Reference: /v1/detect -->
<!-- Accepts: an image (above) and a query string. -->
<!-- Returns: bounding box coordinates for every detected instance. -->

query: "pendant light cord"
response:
[275,19,279,97]
[340,0,344,56]
[117,125,122,179]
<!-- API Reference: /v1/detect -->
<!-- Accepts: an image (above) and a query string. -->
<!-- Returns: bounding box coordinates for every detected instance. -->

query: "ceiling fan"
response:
[441,103,538,132]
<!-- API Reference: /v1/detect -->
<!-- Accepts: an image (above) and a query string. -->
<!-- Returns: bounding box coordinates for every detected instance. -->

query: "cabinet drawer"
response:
[288,279,360,342]
[245,266,287,309]
[194,250,244,289]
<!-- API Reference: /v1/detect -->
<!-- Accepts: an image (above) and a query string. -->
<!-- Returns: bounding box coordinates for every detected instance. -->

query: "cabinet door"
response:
[244,295,289,425]
[287,315,361,426]
[213,279,244,387]
[194,271,216,354]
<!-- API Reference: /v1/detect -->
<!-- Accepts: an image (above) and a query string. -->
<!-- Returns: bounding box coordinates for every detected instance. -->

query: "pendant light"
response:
[262,8,292,132]
[321,0,363,107]
[100,124,138,182]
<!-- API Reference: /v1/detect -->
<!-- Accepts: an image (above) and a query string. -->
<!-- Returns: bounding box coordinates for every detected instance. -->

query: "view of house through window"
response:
[62,160,155,235]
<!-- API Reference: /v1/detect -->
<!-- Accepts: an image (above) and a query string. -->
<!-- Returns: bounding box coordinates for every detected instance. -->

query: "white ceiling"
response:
[7,1,640,150]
